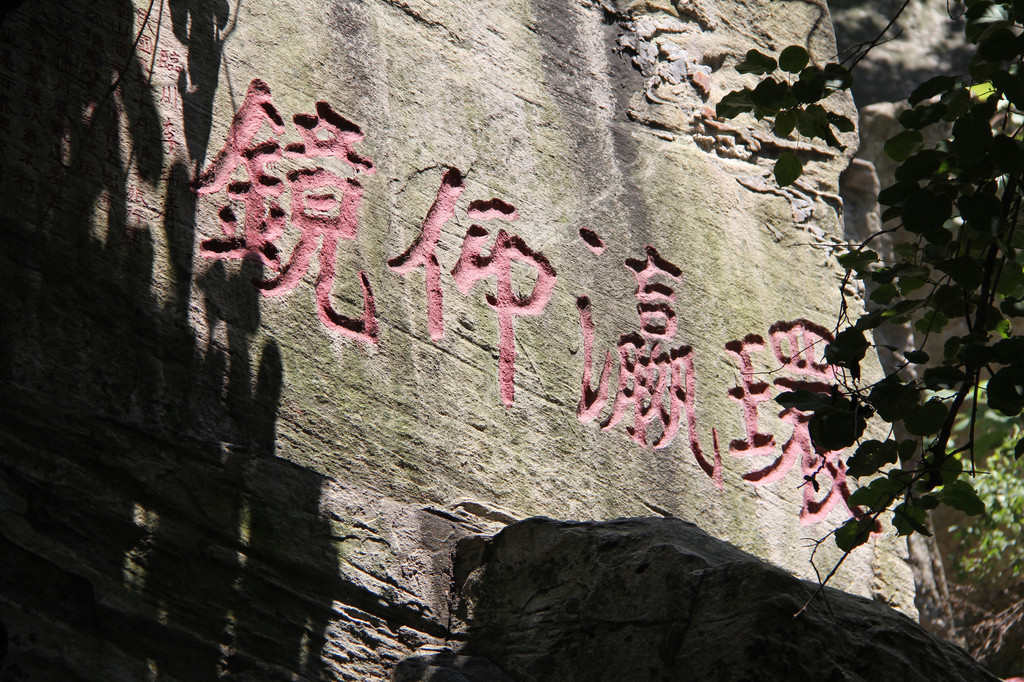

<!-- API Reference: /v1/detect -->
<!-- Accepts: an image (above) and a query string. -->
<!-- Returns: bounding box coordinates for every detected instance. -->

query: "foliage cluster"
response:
[948,399,1024,584]
[718,0,1024,555]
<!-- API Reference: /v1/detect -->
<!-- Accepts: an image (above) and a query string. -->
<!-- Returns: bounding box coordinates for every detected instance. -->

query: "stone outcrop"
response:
[1,0,923,679]
[396,517,999,682]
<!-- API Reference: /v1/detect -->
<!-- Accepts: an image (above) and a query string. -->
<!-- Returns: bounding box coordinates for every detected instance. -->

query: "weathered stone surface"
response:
[0,395,504,680]
[393,647,514,682]
[395,517,997,682]
[1,0,920,679]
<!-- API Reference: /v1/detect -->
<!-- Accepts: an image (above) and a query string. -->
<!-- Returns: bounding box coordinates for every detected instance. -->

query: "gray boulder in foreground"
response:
[395,517,997,682]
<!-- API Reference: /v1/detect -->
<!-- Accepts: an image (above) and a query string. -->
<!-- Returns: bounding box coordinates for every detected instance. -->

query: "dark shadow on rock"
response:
[0,2,340,678]
[393,517,1002,682]
[170,0,233,166]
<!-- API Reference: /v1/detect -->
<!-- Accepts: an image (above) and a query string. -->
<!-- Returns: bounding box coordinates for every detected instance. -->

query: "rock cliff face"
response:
[397,517,998,682]
[1,0,917,679]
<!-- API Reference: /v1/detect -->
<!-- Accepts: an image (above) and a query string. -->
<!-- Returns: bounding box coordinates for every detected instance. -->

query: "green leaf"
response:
[909,75,958,106]
[893,502,930,536]
[894,149,944,182]
[965,1,1010,43]
[913,309,947,336]
[878,181,917,206]
[933,285,965,318]
[902,189,952,234]
[897,274,928,294]
[824,328,869,380]
[953,115,995,166]
[895,262,930,281]
[775,389,833,411]
[869,264,895,283]
[751,77,786,109]
[736,49,778,75]
[943,336,963,363]
[835,517,875,552]
[922,366,969,391]
[885,130,925,162]
[898,439,919,463]
[848,476,903,509]
[923,227,953,246]
[988,365,1024,416]
[779,45,809,73]
[899,103,949,130]
[870,282,899,304]
[940,452,964,486]
[847,440,899,478]
[837,249,878,273]
[893,242,919,260]
[939,479,986,516]
[774,152,803,187]
[958,192,1003,235]
[959,342,994,370]
[855,310,884,331]
[939,255,985,290]
[993,337,1024,364]
[941,86,971,122]
[808,398,873,452]
[991,69,1024,108]
[774,109,796,137]
[717,89,756,118]
[979,27,1019,60]
[883,299,923,321]
[991,134,1024,176]
[905,350,929,364]
[969,54,1001,82]
[869,376,917,423]
[881,206,903,223]
[997,267,1024,301]
[793,68,826,103]
[904,399,949,437]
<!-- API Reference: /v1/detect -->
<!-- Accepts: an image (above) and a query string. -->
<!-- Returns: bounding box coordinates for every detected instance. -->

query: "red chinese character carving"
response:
[195,79,379,343]
[577,296,614,423]
[196,79,286,267]
[767,320,859,524]
[388,168,465,340]
[627,246,681,341]
[768,318,835,379]
[576,247,722,489]
[727,319,867,524]
[162,119,179,153]
[725,334,778,481]
[772,376,860,525]
[578,227,605,255]
[260,166,378,342]
[452,217,556,408]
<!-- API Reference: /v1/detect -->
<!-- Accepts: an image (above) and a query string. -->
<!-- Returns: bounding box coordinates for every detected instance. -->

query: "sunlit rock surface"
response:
[1,0,916,678]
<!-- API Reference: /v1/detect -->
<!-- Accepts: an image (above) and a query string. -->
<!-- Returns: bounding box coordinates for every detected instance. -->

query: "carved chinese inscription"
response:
[575,246,869,524]
[725,320,867,525]
[576,246,723,489]
[194,79,870,528]
[196,81,556,406]
[391,173,556,407]
[196,79,379,343]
